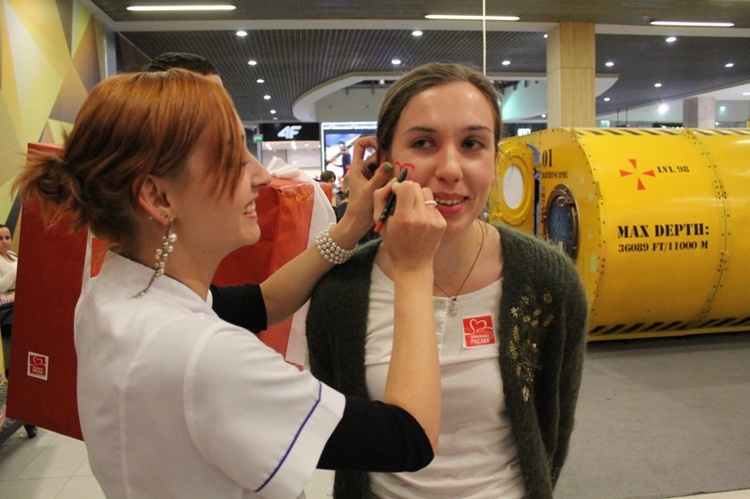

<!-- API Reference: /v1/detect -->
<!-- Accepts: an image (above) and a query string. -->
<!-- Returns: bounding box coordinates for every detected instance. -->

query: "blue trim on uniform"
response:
[255,381,324,492]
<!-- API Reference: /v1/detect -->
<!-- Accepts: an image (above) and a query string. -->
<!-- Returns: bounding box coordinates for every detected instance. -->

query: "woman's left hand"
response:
[329,136,392,248]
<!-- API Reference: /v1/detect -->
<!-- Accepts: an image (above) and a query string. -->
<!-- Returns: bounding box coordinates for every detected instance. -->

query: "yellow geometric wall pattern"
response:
[0,0,104,228]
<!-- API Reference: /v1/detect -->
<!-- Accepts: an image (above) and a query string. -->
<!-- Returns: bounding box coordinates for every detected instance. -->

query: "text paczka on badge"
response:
[462,315,496,349]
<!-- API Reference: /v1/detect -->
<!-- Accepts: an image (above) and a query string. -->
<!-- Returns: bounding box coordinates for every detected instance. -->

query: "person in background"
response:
[0,224,17,373]
[0,224,18,303]
[319,170,336,184]
[142,51,223,86]
[328,140,352,177]
[319,169,338,206]
[334,177,349,222]
[15,69,447,498]
[306,63,588,499]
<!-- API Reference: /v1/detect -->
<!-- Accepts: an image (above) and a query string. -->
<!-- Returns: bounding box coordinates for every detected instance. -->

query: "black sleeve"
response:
[209,284,267,334]
[317,396,434,472]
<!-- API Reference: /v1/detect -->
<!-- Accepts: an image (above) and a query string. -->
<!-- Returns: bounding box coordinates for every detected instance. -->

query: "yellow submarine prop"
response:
[489,127,750,340]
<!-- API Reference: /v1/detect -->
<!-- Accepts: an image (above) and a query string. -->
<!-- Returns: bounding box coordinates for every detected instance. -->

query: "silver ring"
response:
[424,200,438,206]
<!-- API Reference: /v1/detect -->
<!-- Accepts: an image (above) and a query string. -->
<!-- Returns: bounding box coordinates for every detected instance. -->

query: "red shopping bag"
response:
[7,143,107,439]
[213,178,315,360]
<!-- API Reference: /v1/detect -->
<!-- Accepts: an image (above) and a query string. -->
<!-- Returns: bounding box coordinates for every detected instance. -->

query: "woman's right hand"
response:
[374,179,446,272]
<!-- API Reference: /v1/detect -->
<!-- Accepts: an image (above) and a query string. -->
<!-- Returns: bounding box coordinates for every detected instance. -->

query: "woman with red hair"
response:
[16,69,446,498]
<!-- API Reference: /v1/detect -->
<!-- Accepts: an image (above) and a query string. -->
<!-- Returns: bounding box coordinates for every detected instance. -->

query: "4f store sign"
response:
[277,125,302,139]
[259,122,320,142]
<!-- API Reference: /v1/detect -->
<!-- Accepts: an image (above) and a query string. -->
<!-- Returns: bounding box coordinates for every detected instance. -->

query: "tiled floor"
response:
[0,426,101,498]
[0,426,337,499]
[0,425,748,499]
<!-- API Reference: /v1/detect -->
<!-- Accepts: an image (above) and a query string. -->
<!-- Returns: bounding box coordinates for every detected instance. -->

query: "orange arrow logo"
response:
[619,159,655,190]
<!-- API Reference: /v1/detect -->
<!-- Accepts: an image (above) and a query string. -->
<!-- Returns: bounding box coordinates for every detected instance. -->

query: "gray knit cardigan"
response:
[306,224,588,499]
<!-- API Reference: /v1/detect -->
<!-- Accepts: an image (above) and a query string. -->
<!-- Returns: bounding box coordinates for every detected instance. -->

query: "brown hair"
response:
[377,63,501,155]
[143,52,219,76]
[15,69,245,246]
[319,170,336,182]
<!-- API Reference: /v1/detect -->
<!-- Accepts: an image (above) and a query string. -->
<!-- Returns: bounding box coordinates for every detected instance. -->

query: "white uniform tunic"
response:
[75,254,344,498]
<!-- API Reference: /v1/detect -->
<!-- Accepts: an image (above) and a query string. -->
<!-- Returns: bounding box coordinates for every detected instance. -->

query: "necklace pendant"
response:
[449,299,458,317]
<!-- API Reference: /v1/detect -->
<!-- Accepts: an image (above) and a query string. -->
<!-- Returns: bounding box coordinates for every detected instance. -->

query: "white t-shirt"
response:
[0,253,17,293]
[75,253,344,498]
[364,264,525,499]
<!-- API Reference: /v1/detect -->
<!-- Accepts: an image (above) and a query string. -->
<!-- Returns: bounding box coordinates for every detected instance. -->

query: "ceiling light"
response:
[256,79,264,83]
[263,95,271,100]
[665,36,677,43]
[604,97,611,102]
[743,92,750,96]
[270,109,276,114]
[605,61,614,67]
[654,83,662,88]
[127,5,236,11]
[248,60,257,66]
[425,14,519,21]
[236,30,247,37]
[650,20,734,27]
[392,59,402,65]
[541,114,547,118]
[501,60,511,66]
[725,62,735,68]
[412,30,423,37]
[720,106,726,112]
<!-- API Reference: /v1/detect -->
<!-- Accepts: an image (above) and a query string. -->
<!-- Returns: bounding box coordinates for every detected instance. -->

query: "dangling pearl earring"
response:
[134,216,177,298]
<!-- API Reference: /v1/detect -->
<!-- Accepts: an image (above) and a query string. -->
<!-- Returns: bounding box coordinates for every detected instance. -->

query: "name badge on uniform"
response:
[462,315,496,349]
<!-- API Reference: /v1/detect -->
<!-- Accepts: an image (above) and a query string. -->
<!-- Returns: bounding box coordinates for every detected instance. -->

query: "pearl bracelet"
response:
[315,223,357,265]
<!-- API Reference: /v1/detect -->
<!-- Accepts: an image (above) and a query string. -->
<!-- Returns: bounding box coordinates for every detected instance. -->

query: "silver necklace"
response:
[433,223,485,317]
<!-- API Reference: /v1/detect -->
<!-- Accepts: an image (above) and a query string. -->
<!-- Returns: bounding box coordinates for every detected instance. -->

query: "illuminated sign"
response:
[259,122,320,141]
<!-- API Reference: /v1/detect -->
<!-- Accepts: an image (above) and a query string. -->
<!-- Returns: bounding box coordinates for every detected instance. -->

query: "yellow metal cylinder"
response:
[490,127,750,340]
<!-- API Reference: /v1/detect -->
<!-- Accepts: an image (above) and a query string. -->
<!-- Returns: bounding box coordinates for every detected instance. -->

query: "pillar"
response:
[546,22,596,128]
[683,96,716,128]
